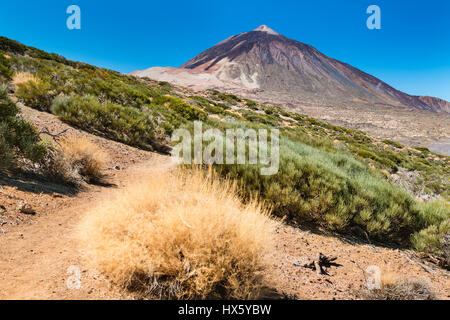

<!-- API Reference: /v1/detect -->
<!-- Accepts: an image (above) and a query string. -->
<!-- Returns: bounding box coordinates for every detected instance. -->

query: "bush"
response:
[15,77,54,111]
[0,51,13,81]
[0,123,16,167]
[60,137,108,182]
[362,277,436,300]
[152,95,207,121]
[217,93,241,105]
[412,201,450,258]
[41,136,108,184]
[0,37,27,55]
[244,99,259,110]
[77,169,274,299]
[412,221,450,258]
[51,95,158,150]
[382,139,404,149]
[213,133,421,244]
[12,72,38,88]
[0,85,47,168]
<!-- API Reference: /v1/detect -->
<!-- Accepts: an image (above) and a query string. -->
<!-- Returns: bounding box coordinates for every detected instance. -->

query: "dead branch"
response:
[295,253,342,275]
[38,127,70,140]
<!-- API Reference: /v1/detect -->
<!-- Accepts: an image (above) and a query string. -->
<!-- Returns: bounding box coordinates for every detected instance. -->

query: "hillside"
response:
[0,36,449,299]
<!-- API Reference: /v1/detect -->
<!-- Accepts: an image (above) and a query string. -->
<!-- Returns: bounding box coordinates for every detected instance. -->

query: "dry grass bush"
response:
[12,72,38,88]
[362,273,436,300]
[77,168,275,299]
[42,136,108,185]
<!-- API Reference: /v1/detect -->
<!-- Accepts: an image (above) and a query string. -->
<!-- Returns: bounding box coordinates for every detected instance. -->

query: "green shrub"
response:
[190,95,212,108]
[357,149,380,161]
[383,139,404,149]
[414,147,430,153]
[0,36,98,71]
[204,104,227,115]
[212,133,421,245]
[152,95,207,121]
[0,51,13,81]
[412,219,449,257]
[77,77,152,108]
[0,85,47,168]
[242,111,280,126]
[244,99,259,110]
[51,95,157,150]
[217,93,241,105]
[15,78,54,111]
[0,37,27,55]
[412,201,450,257]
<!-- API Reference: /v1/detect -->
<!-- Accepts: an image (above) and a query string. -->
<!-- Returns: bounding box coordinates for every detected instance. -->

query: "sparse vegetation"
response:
[362,275,436,300]
[77,169,274,299]
[41,136,108,185]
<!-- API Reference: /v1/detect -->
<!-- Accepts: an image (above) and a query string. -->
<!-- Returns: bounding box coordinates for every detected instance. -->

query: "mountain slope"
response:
[132,25,450,113]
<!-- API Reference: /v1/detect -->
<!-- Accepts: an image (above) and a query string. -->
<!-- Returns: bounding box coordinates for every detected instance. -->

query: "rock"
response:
[19,203,36,215]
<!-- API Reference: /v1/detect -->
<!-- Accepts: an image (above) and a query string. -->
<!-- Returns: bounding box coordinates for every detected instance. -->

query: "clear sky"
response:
[1,0,449,100]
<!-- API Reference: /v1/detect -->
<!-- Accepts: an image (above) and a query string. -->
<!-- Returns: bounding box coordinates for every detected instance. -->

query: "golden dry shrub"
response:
[59,136,108,182]
[77,169,275,299]
[42,136,108,184]
[12,72,39,88]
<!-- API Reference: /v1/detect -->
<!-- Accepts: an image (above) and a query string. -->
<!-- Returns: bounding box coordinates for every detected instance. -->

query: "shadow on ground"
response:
[0,169,78,196]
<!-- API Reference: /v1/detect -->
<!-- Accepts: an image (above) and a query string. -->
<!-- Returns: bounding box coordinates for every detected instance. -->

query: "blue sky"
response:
[1,0,449,100]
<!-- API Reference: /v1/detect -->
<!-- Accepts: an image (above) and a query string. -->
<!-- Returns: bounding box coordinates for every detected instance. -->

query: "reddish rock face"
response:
[133,25,450,114]
[418,96,450,113]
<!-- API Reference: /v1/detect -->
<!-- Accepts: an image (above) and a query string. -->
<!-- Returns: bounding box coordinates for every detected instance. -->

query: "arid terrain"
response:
[0,106,448,300]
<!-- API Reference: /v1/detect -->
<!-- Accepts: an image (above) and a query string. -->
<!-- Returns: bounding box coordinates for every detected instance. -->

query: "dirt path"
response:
[0,158,171,300]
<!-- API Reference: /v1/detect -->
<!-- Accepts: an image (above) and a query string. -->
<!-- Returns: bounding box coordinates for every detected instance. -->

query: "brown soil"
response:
[0,106,448,300]
[268,224,449,299]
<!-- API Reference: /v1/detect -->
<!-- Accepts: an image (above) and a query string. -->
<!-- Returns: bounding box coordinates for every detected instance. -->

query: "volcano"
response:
[132,25,450,113]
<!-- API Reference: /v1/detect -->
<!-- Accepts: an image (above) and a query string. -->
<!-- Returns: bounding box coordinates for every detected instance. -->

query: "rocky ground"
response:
[0,106,448,300]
